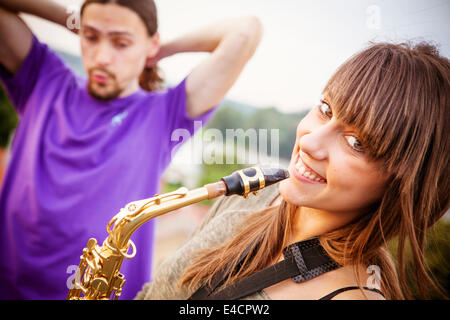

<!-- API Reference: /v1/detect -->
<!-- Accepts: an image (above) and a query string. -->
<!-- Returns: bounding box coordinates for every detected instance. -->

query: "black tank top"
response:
[319,286,385,300]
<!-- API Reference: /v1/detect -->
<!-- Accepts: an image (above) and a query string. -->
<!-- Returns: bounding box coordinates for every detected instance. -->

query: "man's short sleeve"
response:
[0,34,72,115]
[163,77,217,154]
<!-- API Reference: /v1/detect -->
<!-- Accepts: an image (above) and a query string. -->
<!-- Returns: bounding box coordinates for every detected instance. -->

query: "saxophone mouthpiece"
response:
[221,167,289,197]
[260,167,290,185]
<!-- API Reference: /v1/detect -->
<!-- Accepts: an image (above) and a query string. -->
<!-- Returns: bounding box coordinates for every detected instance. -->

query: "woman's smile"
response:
[291,151,327,184]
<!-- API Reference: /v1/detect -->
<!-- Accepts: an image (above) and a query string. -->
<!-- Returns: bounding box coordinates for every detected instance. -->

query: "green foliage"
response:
[196,161,246,206]
[198,162,246,188]
[246,107,308,160]
[205,103,308,160]
[387,219,450,299]
[0,84,18,148]
[164,182,183,193]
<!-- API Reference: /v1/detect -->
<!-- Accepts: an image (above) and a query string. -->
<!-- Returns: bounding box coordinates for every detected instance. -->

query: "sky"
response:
[21,0,450,113]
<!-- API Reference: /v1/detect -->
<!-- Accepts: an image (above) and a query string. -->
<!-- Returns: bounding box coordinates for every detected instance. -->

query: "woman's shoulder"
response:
[193,183,280,235]
[315,264,386,300]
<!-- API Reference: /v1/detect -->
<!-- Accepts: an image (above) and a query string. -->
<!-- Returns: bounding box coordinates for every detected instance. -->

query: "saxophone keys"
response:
[127,204,137,212]
[87,238,97,250]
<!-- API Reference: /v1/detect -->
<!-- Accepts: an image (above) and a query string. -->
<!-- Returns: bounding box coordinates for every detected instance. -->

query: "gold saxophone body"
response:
[67,167,289,300]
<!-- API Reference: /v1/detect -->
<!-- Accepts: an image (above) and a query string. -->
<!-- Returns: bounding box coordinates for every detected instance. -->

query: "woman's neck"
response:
[269,193,362,245]
[289,204,362,245]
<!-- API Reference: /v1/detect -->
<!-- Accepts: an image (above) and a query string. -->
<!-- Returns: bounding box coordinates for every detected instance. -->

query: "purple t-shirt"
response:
[0,35,215,300]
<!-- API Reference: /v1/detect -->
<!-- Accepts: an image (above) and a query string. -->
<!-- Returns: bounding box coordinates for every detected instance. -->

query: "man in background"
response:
[0,0,262,299]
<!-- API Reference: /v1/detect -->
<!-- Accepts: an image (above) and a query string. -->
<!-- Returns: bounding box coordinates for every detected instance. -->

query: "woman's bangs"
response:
[322,45,416,166]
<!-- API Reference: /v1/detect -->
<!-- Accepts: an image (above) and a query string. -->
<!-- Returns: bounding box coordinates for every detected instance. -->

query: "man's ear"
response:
[145,32,160,68]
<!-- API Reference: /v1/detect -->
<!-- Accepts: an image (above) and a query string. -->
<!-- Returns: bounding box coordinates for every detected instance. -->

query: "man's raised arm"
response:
[0,0,75,74]
[153,16,263,118]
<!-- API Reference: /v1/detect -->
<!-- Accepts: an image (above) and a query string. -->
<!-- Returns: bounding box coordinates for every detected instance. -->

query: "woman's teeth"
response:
[295,159,326,183]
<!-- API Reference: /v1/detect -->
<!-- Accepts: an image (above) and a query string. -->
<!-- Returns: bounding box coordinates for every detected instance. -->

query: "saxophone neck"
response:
[107,166,290,254]
[107,181,227,254]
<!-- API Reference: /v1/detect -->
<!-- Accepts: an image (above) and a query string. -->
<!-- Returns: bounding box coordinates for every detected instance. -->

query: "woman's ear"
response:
[145,32,161,68]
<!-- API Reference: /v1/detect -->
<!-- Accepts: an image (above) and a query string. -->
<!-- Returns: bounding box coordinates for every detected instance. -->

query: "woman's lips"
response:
[291,152,327,184]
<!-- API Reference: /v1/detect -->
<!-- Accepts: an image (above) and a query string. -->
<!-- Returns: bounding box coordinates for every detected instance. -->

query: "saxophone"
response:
[67,167,289,300]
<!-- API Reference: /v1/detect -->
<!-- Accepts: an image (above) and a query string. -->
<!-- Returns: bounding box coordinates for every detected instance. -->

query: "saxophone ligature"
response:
[67,167,289,300]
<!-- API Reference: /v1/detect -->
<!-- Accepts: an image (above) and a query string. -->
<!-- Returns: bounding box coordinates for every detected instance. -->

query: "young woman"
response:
[136,41,449,300]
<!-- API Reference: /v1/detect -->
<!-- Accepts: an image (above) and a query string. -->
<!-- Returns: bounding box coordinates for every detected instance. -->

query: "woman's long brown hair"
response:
[179,41,450,300]
[80,0,164,91]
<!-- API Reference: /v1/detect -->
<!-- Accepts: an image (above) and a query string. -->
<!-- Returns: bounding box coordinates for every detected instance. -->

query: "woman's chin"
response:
[278,178,303,207]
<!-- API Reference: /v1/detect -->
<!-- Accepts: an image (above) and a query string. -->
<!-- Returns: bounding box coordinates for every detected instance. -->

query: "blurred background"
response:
[0,0,448,298]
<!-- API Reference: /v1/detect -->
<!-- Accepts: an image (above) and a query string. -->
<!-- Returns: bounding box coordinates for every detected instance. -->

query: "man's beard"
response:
[87,68,122,101]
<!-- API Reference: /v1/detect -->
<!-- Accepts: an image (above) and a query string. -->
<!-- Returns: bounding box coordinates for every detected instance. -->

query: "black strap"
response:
[201,256,299,300]
[188,239,258,300]
[188,268,229,300]
[319,286,385,300]
[189,237,340,300]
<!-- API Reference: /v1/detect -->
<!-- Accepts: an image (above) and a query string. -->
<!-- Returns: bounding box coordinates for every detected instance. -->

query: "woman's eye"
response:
[345,136,364,152]
[318,101,333,118]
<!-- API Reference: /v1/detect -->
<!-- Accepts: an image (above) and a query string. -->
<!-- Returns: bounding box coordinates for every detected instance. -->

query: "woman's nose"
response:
[298,122,334,161]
